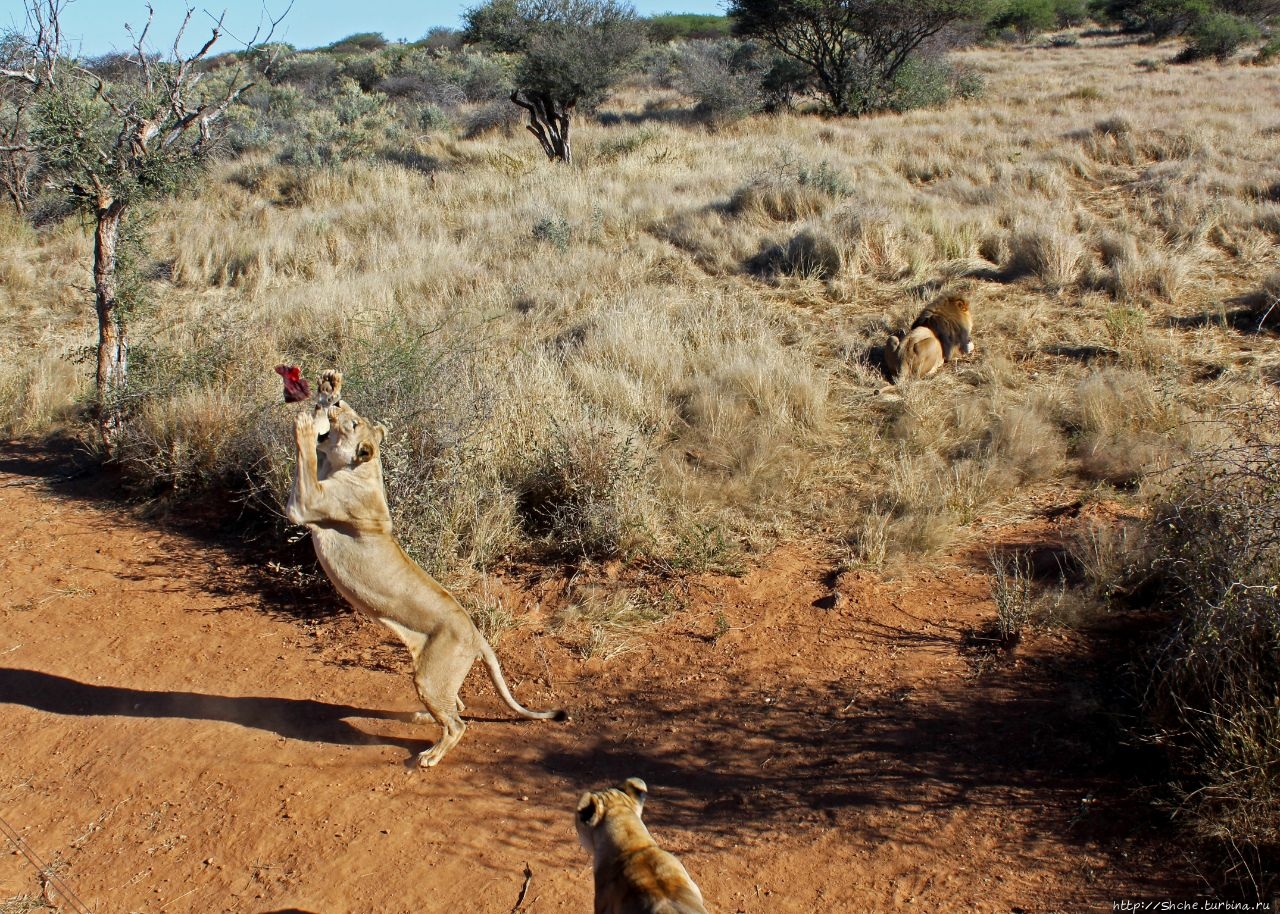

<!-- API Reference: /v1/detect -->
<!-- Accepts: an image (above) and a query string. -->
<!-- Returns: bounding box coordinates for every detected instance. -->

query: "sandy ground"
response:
[0,442,1195,913]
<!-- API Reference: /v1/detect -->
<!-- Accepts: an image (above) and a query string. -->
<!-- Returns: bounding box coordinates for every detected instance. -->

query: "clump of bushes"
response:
[665,39,809,122]
[514,418,655,561]
[1136,402,1280,889]
[1175,11,1260,61]
[986,0,1091,40]
[880,55,985,114]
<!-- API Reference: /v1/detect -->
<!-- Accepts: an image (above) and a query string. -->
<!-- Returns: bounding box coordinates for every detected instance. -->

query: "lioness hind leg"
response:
[410,635,476,768]
[412,693,463,724]
[414,697,466,768]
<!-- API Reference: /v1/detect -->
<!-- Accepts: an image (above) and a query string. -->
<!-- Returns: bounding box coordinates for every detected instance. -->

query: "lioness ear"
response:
[374,422,388,444]
[622,777,648,812]
[577,794,603,827]
[356,441,377,463]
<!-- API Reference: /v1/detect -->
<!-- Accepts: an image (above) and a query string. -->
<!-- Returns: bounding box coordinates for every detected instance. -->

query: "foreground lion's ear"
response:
[373,422,388,444]
[356,440,377,463]
[622,777,648,812]
[577,793,603,827]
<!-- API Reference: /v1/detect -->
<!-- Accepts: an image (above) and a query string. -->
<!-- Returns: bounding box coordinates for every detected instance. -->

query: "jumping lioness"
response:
[883,291,975,385]
[576,778,709,914]
[286,370,566,768]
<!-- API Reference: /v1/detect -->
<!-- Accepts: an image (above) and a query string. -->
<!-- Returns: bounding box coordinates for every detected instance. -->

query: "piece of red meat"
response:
[274,364,311,403]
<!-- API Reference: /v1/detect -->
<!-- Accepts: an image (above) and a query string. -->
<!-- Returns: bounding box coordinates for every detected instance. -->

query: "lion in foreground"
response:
[883,291,975,385]
[285,370,566,768]
[576,778,709,914]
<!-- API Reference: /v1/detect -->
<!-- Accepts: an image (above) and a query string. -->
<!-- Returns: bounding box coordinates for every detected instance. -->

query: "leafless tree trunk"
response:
[0,112,35,216]
[93,196,127,444]
[510,90,573,164]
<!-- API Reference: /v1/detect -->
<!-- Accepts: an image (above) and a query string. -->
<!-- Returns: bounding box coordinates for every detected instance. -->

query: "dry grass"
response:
[0,35,1276,582]
[550,584,672,660]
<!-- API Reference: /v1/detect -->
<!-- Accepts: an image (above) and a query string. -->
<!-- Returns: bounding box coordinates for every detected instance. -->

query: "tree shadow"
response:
[0,439,349,622]
[1163,292,1279,336]
[1040,343,1120,365]
[0,667,425,754]
[520,632,1168,859]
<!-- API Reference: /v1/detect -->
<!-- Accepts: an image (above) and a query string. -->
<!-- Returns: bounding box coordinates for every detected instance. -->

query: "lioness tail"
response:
[478,640,568,721]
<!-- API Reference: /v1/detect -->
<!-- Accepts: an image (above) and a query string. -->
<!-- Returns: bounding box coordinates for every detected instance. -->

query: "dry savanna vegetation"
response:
[2,23,1280,896]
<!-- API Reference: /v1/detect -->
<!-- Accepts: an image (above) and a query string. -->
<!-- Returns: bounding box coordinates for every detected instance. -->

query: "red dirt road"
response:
[0,444,1189,913]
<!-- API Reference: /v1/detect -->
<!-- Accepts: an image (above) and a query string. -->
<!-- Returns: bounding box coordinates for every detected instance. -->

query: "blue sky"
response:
[0,0,727,56]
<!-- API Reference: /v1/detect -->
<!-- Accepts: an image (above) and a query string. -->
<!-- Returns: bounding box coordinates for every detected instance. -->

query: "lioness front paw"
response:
[317,370,343,406]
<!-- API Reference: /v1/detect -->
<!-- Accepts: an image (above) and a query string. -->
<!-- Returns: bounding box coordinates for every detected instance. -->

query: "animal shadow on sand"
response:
[0,667,430,755]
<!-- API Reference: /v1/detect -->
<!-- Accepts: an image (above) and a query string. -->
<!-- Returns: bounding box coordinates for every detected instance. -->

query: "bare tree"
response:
[1,0,285,449]
[0,35,38,214]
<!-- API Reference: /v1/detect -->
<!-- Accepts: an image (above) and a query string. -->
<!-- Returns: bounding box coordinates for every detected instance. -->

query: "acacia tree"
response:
[463,0,647,164]
[729,0,986,116]
[1,1,283,449]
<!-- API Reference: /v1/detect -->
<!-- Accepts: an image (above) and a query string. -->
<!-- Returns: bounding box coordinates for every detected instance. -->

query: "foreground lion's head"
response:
[576,777,649,853]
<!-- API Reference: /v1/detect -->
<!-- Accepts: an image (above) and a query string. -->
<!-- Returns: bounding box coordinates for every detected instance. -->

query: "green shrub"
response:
[1094,0,1213,37]
[275,53,340,92]
[798,161,854,197]
[532,215,572,251]
[417,26,465,53]
[645,13,732,42]
[989,0,1059,40]
[670,39,765,123]
[886,55,984,113]
[276,80,396,167]
[338,52,390,92]
[452,50,517,102]
[1177,11,1260,62]
[1255,35,1280,64]
[1053,0,1090,26]
[327,32,389,54]
[417,104,452,131]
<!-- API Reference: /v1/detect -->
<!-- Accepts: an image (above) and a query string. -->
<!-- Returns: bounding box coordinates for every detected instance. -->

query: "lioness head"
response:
[316,401,387,472]
[576,777,648,852]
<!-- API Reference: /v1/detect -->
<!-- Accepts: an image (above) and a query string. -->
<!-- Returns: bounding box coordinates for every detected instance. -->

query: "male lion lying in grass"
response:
[286,370,566,768]
[883,291,976,386]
